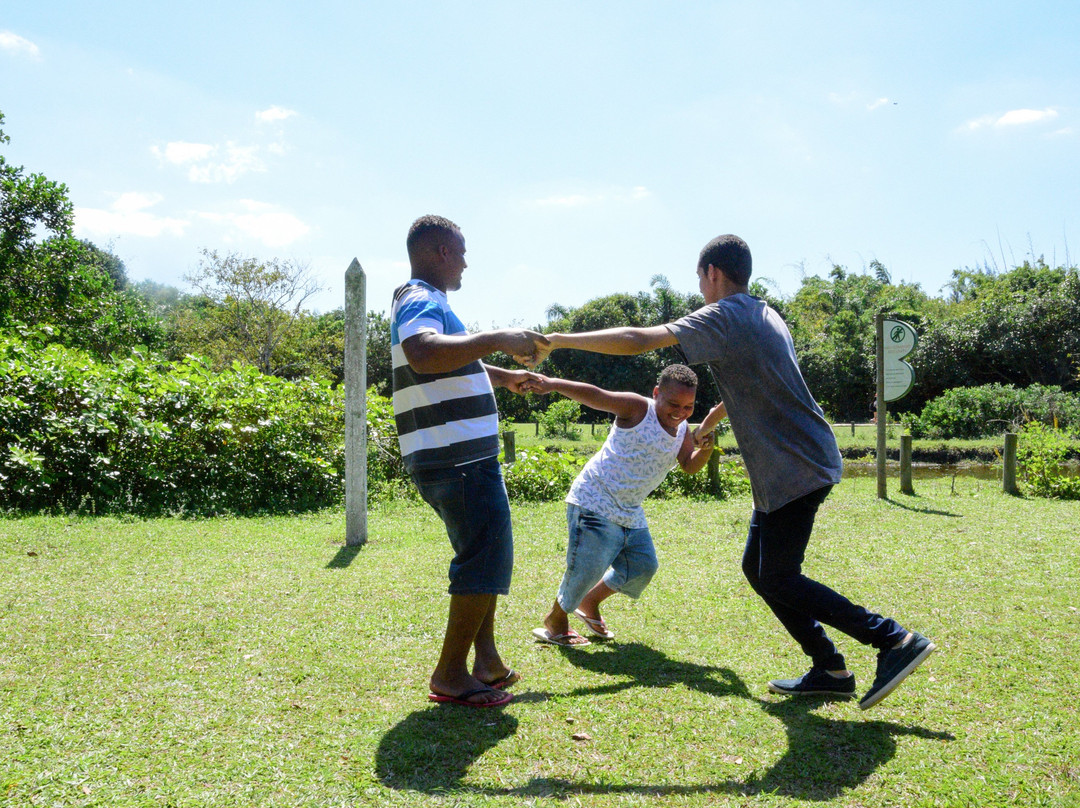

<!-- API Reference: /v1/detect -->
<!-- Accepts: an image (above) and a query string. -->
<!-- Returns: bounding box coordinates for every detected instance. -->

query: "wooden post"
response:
[875,313,887,499]
[900,434,914,495]
[851,421,856,437]
[707,451,721,496]
[502,430,516,464]
[535,420,539,436]
[344,259,367,547]
[1003,433,1019,495]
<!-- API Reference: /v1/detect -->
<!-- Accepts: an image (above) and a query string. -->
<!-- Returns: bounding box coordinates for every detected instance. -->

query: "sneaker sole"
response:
[859,642,937,710]
[767,683,855,697]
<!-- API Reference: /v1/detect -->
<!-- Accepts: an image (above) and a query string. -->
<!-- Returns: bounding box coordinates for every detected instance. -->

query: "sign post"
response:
[875,316,918,499]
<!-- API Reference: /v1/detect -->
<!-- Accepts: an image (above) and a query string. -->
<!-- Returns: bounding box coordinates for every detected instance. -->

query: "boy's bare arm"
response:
[677,428,714,474]
[694,401,728,444]
[522,375,647,423]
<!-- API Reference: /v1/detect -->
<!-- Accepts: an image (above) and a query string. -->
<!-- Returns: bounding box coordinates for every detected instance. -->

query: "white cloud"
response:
[963,107,1059,131]
[75,193,188,238]
[828,92,893,110]
[152,141,215,164]
[256,106,297,123]
[152,140,266,183]
[0,31,40,60]
[996,108,1058,126]
[532,186,651,207]
[198,201,310,248]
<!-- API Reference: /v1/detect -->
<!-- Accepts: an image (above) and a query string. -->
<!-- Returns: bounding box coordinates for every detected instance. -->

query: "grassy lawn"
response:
[3,477,1078,807]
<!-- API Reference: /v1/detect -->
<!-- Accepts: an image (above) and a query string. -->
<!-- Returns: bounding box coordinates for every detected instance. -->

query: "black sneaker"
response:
[859,631,936,710]
[768,667,856,697]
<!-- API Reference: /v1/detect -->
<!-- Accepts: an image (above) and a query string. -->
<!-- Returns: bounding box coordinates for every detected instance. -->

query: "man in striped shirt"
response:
[392,214,547,707]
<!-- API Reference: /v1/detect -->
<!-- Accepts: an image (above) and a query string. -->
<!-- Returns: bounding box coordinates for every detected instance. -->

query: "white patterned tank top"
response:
[565,400,686,529]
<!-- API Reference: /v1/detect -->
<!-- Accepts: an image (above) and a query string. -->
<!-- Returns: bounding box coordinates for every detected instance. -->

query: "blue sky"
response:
[2,2,1077,328]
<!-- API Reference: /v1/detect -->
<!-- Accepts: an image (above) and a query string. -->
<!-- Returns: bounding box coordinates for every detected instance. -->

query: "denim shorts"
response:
[556,503,659,613]
[410,456,513,596]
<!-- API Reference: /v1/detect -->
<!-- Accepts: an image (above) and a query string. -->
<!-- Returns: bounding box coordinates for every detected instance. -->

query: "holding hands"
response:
[502,329,550,368]
[519,373,557,395]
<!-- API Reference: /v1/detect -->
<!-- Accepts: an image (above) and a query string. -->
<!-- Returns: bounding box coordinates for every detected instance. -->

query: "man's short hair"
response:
[658,364,698,391]
[698,234,752,286]
[406,214,460,259]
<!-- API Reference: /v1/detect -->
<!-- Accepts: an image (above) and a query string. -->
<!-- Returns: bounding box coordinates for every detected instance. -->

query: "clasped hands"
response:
[507,330,552,370]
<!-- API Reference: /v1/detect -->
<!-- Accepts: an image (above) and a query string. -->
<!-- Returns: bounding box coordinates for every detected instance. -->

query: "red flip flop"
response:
[483,669,521,690]
[428,686,514,707]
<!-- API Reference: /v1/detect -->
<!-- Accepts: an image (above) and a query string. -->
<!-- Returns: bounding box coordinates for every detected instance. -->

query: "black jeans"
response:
[742,485,907,671]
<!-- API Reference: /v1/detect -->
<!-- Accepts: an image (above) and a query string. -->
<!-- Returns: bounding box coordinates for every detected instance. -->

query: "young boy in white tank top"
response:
[524,365,727,646]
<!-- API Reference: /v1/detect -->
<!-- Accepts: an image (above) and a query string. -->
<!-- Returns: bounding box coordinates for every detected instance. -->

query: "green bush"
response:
[502,448,583,502]
[1017,422,1080,500]
[540,398,582,440]
[912,383,1080,439]
[651,457,750,501]
[0,331,344,515]
[366,389,415,503]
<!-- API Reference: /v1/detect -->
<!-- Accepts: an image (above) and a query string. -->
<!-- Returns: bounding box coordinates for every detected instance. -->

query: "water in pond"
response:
[841,462,1080,480]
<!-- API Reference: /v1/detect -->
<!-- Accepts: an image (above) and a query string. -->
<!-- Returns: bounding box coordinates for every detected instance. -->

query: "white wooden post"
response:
[344,259,368,546]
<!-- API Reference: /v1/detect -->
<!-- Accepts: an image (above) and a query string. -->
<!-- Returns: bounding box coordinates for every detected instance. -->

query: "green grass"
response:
[2,478,1079,807]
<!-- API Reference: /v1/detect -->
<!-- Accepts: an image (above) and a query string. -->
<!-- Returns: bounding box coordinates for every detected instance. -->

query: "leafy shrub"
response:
[366,389,415,503]
[0,332,344,515]
[651,457,750,501]
[912,383,1080,439]
[540,398,582,440]
[502,448,583,502]
[1017,422,1080,500]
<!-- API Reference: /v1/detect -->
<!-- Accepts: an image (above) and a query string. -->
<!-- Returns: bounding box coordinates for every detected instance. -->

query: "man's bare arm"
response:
[525,325,677,367]
[402,329,548,374]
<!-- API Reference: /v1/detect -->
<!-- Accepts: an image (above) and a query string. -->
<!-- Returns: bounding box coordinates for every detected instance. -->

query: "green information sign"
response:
[882,318,917,402]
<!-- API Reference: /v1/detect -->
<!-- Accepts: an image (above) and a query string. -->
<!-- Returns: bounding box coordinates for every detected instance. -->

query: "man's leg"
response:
[746,486,906,663]
[413,458,515,703]
[430,593,508,704]
[471,594,518,684]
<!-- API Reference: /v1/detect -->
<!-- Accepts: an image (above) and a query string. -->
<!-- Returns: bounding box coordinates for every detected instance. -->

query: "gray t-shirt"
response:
[667,293,842,513]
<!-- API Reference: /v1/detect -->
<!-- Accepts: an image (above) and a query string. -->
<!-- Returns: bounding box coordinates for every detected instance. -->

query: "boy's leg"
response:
[547,505,622,640]
[580,525,659,629]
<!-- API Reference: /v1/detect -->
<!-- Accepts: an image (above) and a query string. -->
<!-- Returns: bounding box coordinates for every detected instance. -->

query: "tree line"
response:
[3,104,1078,427]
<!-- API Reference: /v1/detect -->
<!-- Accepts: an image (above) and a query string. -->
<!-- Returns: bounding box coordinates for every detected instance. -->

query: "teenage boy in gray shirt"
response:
[527,234,935,710]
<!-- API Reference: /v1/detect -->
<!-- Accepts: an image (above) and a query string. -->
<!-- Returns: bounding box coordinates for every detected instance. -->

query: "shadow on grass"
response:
[375,643,954,801]
[325,545,362,569]
[557,640,753,700]
[883,496,962,517]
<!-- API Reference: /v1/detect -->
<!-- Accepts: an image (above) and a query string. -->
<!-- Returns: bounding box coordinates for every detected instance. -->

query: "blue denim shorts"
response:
[557,503,659,613]
[410,456,513,596]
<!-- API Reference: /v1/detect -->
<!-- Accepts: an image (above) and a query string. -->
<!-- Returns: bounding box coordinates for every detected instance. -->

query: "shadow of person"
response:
[375,705,518,792]
[496,697,953,802]
[729,696,956,801]
[556,641,754,701]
